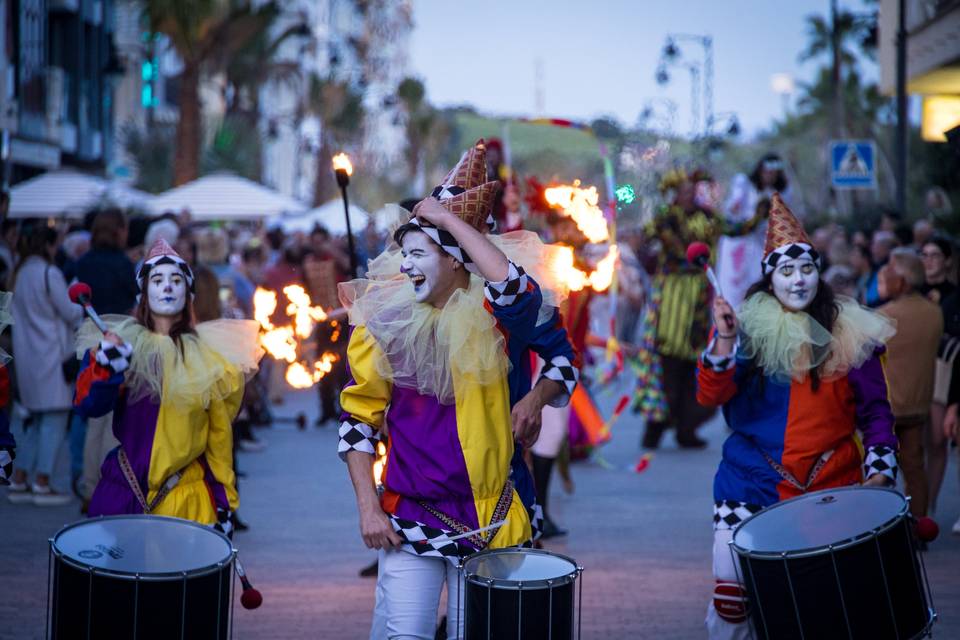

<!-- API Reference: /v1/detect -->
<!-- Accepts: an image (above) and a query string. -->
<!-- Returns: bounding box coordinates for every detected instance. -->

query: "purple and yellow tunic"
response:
[74,318,260,525]
[339,262,576,559]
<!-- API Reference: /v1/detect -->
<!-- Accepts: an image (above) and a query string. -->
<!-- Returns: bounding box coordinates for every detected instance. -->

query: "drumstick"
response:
[68,283,109,334]
[447,520,508,542]
[686,242,733,331]
[234,557,263,610]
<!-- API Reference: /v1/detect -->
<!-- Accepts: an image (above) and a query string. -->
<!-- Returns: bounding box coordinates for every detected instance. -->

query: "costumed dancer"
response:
[634,168,766,449]
[697,195,898,640]
[73,239,261,532]
[717,153,791,309]
[338,140,576,639]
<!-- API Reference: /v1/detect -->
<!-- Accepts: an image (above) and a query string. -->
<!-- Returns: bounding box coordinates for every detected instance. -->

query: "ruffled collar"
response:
[738,292,896,383]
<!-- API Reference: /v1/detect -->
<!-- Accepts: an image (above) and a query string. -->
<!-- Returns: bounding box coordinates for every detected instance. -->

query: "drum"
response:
[731,487,935,640]
[48,515,235,640]
[461,548,582,640]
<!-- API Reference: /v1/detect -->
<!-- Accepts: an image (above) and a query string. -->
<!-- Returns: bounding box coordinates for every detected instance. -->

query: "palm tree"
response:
[141,0,279,185]
[305,73,365,205]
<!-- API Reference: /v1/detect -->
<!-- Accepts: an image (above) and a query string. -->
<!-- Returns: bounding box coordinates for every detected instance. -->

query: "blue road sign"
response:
[830,140,876,189]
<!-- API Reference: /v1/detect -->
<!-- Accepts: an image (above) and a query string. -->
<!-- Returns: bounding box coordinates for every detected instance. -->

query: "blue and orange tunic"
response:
[338,261,577,559]
[696,293,899,529]
[74,318,261,525]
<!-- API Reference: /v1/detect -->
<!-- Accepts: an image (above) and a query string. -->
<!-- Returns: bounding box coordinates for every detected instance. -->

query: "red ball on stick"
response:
[915,516,939,543]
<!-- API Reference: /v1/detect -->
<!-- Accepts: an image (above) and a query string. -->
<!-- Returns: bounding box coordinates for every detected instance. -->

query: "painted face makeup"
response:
[399,230,458,306]
[147,263,188,316]
[771,257,819,311]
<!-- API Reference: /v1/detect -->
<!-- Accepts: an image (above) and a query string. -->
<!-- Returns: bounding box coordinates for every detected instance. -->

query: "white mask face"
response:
[399,231,458,306]
[147,263,188,317]
[771,257,819,311]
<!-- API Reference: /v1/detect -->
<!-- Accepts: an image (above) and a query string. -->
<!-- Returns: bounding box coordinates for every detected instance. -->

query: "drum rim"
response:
[461,547,581,589]
[730,486,908,559]
[50,514,235,579]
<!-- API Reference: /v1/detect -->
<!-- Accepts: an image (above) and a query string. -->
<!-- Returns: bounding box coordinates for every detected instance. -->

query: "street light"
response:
[332,152,358,279]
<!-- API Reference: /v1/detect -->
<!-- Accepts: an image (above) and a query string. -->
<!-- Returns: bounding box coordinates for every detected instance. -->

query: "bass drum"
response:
[48,515,235,640]
[731,487,934,640]
[461,548,582,640]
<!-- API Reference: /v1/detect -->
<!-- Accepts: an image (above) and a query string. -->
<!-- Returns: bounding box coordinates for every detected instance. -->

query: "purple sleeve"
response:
[847,350,897,451]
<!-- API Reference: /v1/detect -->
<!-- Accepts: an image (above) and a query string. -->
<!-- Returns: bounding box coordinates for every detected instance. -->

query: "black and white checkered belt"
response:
[418,479,514,550]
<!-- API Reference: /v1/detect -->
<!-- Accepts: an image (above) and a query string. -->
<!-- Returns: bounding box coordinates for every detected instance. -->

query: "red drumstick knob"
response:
[915,516,939,543]
[235,558,263,610]
[68,282,109,334]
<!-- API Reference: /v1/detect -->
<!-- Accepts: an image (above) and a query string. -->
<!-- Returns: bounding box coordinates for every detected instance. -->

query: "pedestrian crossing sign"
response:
[829,140,876,189]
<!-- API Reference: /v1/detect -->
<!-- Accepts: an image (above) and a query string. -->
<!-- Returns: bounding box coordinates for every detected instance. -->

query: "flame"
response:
[544,181,610,243]
[254,286,337,388]
[552,245,619,293]
[332,152,353,176]
[373,441,388,485]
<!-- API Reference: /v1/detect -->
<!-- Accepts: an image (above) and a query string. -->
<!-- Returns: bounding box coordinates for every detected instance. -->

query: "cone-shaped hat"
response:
[428,139,501,232]
[761,193,820,275]
[138,238,195,290]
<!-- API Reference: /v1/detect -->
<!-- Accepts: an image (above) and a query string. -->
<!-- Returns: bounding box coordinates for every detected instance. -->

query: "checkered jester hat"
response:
[761,193,821,276]
[408,139,500,274]
[137,238,195,292]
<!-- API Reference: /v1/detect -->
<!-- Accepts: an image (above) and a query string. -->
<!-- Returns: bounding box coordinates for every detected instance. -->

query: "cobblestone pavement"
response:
[2,387,958,639]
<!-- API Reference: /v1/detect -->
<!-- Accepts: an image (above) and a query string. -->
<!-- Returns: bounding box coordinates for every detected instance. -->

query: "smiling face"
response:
[399,230,464,307]
[771,256,820,311]
[147,263,188,316]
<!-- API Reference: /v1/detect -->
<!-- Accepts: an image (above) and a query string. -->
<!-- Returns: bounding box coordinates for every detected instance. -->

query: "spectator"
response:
[823,264,858,298]
[849,243,873,302]
[919,238,956,305]
[144,218,180,250]
[0,218,17,288]
[6,222,84,506]
[913,219,935,249]
[879,248,943,519]
[864,230,898,307]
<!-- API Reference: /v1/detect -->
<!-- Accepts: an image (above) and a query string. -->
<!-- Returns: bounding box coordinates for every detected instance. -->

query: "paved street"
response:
[2,385,959,639]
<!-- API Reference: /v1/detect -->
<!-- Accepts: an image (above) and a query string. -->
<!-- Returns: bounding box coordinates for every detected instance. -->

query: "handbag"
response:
[43,265,80,383]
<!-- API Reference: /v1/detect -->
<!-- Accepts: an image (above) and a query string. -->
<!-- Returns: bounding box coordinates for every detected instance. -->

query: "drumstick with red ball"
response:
[235,557,263,609]
[686,242,734,333]
[915,516,939,543]
[68,282,109,334]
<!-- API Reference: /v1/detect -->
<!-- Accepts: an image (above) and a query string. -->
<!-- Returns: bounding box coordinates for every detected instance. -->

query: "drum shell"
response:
[464,577,574,640]
[736,513,930,640]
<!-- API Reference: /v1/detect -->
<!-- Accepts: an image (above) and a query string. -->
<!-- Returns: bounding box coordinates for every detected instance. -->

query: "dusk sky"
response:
[409,0,877,139]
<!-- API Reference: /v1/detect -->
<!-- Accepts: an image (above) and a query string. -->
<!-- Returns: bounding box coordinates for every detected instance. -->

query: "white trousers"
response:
[531,404,569,458]
[370,548,465,640]
[705,528,752,640]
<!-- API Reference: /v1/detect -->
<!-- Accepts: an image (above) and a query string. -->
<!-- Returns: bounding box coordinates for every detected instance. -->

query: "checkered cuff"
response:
[714,500,763,530]
[864,445,898,482]
[213,508,233,539]
[338,417,380,461]
[701,336,739,372]
[95,340,133,375]
[484,261,529,307]
[539,355,579,407]
[0,446,14,486]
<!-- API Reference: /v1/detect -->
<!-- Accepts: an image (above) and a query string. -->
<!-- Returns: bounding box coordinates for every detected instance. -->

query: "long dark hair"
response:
[749,153,788,192]
[10,222,57,290]
[741,274,839,392]
[135,264,197,350]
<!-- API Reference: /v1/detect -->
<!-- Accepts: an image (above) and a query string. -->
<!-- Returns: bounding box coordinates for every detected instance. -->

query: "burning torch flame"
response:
[332,152,353,176]
[552,245,619,292]
[544,181,610,243]
[373,441,387,486]
[254,286,337,388]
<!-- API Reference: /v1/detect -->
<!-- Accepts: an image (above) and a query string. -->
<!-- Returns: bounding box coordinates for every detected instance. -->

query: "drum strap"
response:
[117,448,182,514]
[760,449,834,493]
[418,479,514,550]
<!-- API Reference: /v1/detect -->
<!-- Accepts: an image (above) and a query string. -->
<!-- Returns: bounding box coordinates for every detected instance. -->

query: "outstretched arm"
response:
[413,198,509,283]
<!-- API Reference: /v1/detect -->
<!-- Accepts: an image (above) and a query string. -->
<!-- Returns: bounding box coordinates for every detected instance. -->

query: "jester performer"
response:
[73,239,261,533]
[697,195,898,639]
[634,167,766,449]
[338,140,577,639]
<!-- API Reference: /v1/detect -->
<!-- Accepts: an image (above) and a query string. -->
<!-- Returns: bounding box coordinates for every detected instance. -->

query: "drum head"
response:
[52,515,233,576]
[732,487,907,556]
[463,549,578,588]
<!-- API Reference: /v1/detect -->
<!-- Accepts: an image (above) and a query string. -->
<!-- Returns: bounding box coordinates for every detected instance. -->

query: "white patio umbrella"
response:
[271,198,370,236]
[151,172,307,221]
[8,170,157,218]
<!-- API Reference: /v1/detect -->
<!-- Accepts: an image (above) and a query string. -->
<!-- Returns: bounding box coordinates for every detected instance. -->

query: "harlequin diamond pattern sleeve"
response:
[863,445,898,482]
[484,261,529,307]
[540,355,579,405]
[700,335,739,372]
[338,326,392,462]
[95,340,133,374]
[529,306,580,408]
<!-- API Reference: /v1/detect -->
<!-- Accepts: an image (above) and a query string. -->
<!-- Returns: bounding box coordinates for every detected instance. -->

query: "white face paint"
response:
[399,230,459,306]
[147,262,188,317]
[771,257,819,311]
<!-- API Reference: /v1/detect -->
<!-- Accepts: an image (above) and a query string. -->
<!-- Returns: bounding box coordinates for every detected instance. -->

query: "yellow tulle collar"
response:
[340,275,508,405]
[738,293,896,383]
[76,316,262,408]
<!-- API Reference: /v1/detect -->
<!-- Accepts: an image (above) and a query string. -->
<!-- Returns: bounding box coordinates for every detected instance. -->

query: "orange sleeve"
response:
[696,365,737,407]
